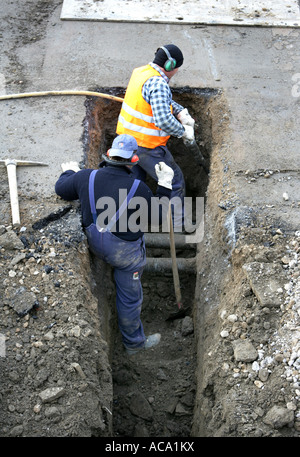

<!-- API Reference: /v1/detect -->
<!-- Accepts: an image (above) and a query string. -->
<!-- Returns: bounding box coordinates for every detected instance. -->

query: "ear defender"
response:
[160,46,176,72]
[102,150,139,166]
[131,154,139,163]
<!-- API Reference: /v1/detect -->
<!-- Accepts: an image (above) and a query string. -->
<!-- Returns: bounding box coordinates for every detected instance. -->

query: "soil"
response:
[0,0,300,440]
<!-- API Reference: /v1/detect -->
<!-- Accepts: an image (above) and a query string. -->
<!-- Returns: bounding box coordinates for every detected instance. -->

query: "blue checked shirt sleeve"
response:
[142,76,185,138]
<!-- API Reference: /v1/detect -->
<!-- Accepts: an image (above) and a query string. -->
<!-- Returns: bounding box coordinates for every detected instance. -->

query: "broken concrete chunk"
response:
[263,405,294,429]
[242,262,288,307]
[232,339,258,363]
[39,387,65,403]
[9,287,37,317]
[0,231,24,250]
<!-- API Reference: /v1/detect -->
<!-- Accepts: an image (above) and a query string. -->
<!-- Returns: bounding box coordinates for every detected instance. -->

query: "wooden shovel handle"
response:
[169,204,182,308]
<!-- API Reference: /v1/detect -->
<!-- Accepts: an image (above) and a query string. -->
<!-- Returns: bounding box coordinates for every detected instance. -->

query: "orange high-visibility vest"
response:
[116,65,173,148]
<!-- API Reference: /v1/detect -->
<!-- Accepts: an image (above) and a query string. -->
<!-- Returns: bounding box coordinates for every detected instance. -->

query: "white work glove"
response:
[177,108,195,128]
[182,125,195,145]
[155,162,174,190]
[61,161,80,173]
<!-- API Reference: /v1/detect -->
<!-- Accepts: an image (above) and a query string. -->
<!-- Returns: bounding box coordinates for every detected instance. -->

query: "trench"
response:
[82,87,224,437]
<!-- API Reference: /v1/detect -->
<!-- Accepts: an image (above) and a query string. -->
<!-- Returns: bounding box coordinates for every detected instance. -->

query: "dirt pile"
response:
[192,170,300,436]
[0,204,113,437]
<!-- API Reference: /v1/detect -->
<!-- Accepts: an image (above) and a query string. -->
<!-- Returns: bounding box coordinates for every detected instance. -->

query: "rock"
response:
[258,368,269,382]
[242,262,288,307]
[181,316,194,336]
[175,401,191,416]
[70,362,86,379]
[39,387,65,404]
[9,425,23,437]
[9,252,26,266]
[263,406,294,429]
[44,406,60,419]
[33,404,41,414]
[167,398,179,414]
[232,339,258,362]
[44,331,54,341]
[68,325,81,338]
[157,368,168,381]
[0,231,24,250]
[254,380,264,389]
[227,314,238,323]
[9,287,37,316]
[128,391,153,420]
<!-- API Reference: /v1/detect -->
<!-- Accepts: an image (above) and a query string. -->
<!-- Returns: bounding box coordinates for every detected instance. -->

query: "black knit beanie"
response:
[153,44,184,69]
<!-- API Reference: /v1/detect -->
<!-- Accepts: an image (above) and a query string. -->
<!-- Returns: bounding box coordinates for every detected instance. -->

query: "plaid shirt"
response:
[141,63,185,138]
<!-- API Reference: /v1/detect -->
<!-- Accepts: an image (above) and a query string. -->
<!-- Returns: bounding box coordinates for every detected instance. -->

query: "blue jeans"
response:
[85,224,147,350]
[132,145,186,228]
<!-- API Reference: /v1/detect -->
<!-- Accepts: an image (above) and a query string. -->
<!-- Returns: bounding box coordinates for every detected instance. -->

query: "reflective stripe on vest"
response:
[116,65,172,148]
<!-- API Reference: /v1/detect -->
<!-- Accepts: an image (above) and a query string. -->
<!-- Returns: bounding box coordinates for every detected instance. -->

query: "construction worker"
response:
[116,44,195,231]
[55,134,174,355]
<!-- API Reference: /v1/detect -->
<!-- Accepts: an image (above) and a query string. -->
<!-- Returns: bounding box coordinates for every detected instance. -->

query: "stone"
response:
[227,314,238,323]
[175,402,191,416]
[70,362,86,379]
[39,387,65,403]
[157,368,168,381]
[242,262,288,307]
[0,231,24,250]
[263,405,294,429]
[10,252,26,266]
[44,406,60,418]
[9,287,37,317]
[232,339,258,362]
[258,368,269,382]
[181,316,194,336]
[9,425,23,437]
[128,391,153,420]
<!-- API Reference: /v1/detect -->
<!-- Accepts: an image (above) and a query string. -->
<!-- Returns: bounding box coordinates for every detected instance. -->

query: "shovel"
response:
[166,204,191,321]
[0,159,48,226]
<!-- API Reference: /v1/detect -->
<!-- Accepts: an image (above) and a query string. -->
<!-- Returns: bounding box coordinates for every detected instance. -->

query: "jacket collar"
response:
[149,62,170,83]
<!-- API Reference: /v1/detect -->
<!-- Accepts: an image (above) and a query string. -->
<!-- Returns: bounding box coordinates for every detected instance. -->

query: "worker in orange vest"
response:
[116,44,195,231]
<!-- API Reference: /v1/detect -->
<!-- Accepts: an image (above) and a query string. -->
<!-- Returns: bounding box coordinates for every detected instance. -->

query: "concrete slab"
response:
[243,262,288,307]
[61,0,300,27]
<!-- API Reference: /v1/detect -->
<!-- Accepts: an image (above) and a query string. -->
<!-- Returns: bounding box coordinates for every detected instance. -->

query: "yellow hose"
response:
[0,90,124,103]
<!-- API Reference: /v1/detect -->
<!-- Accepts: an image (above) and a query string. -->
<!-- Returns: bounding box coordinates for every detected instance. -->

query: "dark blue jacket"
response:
[55,163,171,241]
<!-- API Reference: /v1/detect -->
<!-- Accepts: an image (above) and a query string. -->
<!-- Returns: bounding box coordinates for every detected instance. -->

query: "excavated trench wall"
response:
[82,87,229,436]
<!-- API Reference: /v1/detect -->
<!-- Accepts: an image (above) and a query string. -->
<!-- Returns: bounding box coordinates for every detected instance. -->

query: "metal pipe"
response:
[144,257,196,273]
[144,233,195,250]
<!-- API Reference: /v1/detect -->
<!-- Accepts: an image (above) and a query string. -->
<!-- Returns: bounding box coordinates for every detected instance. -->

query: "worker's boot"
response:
[125,333,161,355]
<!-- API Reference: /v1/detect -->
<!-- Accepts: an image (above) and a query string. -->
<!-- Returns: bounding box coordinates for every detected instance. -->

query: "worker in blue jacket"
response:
[55,134,174,355]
